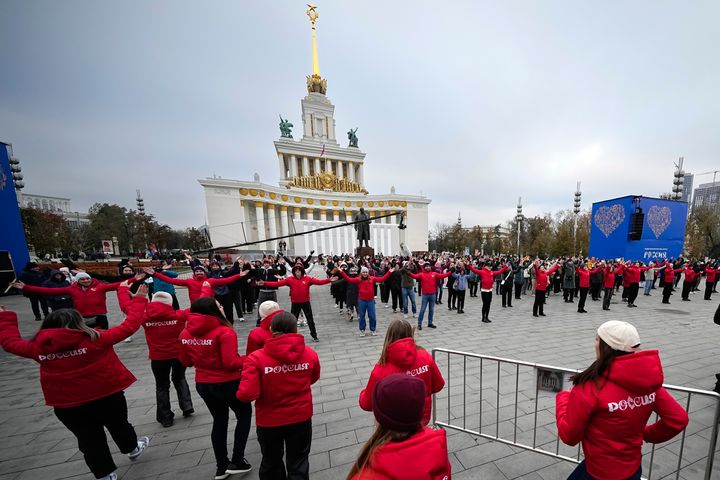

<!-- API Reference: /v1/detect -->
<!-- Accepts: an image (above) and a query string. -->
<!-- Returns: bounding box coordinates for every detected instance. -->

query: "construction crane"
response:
[693,170,720,185]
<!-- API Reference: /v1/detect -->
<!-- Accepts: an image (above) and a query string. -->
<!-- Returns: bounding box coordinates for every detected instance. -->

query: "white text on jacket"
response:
[406,365,429,376]
[265,363,311,374]
[181,338,213,346]
[608,393,656,412]
[38,348,88,361]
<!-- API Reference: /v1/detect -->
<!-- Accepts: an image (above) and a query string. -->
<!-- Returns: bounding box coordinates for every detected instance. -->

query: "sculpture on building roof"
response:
[347,127,359,148]
[279,115,294,138]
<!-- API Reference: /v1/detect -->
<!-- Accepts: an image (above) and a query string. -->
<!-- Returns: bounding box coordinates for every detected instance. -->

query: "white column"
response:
[325,159,331,172]
[279,206,288,239]
[302,156,310,176]
[290,155,298,177]
[333,210,340,222]
[255,201,266,249]
[348,162,355,182]
[278,153,285,179]
[267,204,277,252]
[357,165,364,186]
[386,228,392,255]
[314,157,321,174]
[337,161,344,179]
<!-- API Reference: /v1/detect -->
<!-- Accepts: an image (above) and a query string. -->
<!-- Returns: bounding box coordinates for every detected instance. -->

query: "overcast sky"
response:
[1,1,719,231]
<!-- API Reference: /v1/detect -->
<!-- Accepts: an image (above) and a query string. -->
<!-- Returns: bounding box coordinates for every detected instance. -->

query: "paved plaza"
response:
[0,282,718,480]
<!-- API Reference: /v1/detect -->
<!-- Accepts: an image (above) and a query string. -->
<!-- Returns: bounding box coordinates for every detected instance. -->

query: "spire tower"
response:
[306,4,327,94]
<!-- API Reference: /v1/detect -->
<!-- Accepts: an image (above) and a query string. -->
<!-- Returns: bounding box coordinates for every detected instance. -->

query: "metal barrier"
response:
[432,348,720,480]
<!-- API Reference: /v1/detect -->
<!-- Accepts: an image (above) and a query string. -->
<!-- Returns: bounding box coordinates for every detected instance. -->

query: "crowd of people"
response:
[1,249,714,479]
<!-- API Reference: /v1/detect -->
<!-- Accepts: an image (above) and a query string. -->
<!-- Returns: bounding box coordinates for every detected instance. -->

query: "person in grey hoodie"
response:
[399,261,418,318]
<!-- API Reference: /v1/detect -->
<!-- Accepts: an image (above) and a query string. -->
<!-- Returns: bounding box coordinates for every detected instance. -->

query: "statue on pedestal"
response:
[347,127,359,148]
[279,115,294,138]
[353,207,371,247]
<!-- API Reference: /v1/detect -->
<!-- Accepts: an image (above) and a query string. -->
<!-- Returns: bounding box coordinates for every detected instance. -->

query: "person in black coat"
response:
[41,270,73,311]
[251,256,287,325]
[19,262,50,321]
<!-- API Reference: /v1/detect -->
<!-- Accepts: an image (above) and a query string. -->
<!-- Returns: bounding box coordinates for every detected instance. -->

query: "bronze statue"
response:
[353,207,371,247]
[347,127,358,148]
[279,115,293,138]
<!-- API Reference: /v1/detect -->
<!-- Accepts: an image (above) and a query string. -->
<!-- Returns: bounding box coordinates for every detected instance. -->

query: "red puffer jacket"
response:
[408,271,452,295]
[245,310,283,355]
[576,267,601,288]
[603,267,617,289]
[662,265,682,283]
[178,312,245,383]
[340,270,391,301]
[154,271,244,303]
[468,265,509,290]
[350,427,451,480]
[22,279,122,317]
[705,267,717,283]
[359,338,445,425]
[683,267,696,283]
[237,333,320,427]
[0,296,147,407]
[141,302,186,361]
[534,264,559,292]
[261,275,331,303]
[556,350,688,480]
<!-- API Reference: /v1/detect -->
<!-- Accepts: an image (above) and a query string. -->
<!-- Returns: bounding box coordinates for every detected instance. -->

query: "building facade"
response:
[20,193,90,228]
[692,182,720,212]
[199,6,430,256]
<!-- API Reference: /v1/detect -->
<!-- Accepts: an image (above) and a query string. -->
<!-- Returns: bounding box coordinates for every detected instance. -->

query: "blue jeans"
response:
[644,280,653,295]
[402,287,417,314]
[568,460,641,480]
[358,299,376,332]
[418,293,435,326]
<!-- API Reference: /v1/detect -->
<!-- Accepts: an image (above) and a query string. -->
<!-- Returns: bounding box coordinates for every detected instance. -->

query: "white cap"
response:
[360,266,369,274]
[597,321,641,353]
[151,292,174,306]
[259,301,281,318]
[75,272,91,281]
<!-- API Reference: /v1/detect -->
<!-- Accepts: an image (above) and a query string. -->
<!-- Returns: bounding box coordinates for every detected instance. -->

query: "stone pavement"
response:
[0,282,719,480]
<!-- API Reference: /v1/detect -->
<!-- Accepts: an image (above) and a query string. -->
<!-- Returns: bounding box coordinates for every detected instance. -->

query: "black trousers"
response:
[681,281,692,300]
[196,380,252,470]
[390,287,401,310]
[590,283,601,300]
[230,289,244,317]
[533,290,545,315]
[257,419,312,480]
[578,287,589,311]
[662,283,673,303]
[257,290,278,324]
[291,302,318,339]
[603,287,613,310]
[84,315,109,330]
[705,281,714,300]
[216,293,235,323]
[563,288,574,303]
[514,283,522,299]
[170,293,180,310]
[54,391,138,479]
[481,291,493,318]
[150,359,193,423]
[241,286,254,312]
[380,283,390,303]
[28,295,49,318]
[447,287,456,309]
[469,282,479,297]
[627,283,640,305]
[455,290,466,311]
[501,283,512,307]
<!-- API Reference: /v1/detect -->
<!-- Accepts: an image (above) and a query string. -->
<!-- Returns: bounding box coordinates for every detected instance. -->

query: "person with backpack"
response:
[556,320,689,479]
[237,312,320,480]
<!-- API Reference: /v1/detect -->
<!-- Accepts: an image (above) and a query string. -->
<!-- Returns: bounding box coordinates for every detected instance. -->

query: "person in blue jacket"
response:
[152,261,180,310]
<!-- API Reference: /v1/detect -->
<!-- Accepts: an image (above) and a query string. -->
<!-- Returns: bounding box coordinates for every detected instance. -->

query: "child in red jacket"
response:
[0,283,150,480]
[237,311,321,480]
[245,300,283,355]
[347,374,451,480]
[556,321,688,480]
[359,319,445,425]
[179,297,252,480]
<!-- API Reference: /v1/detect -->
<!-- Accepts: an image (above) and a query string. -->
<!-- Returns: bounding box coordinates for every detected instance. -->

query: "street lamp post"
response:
[515,197,523,258]
[573,182,582,255]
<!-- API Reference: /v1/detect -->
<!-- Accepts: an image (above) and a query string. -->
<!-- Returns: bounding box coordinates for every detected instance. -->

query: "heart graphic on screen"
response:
[646,205,672,239]
[594,204,625,238]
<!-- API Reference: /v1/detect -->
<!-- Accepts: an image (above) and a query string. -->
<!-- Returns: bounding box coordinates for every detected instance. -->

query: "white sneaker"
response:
[384,304,389,308]
[371,331,377,336]
[238,317,245,323]
[334,304,338,308]
[412,313,417,318]
[123,336,133,343]
[99,472,118,480]
[404,314,408,319]
[128,436,150,460]
[359,331,366,337]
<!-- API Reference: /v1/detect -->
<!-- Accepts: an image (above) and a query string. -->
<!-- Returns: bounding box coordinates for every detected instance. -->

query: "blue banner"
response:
[589,196,687,262]
[0,142,30,275]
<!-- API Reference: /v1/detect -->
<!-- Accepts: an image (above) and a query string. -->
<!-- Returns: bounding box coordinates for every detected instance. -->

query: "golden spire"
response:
[306,3,327,94]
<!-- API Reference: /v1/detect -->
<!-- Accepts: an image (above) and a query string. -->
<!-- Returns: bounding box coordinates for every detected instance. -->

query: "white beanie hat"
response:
[151,291,174,306]
[75,272,91,281]
[360,266,369,274]
[259,301,281,318]
[597,321,641,353]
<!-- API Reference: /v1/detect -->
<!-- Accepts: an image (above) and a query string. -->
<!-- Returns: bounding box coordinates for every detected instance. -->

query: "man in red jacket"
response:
[680,265,697,301]
[258,263,337,342]
[338,266,391,336]
[576,263,602,313]
[245,301,283,355]
[237,312,320,480]
[466,261,509,323]
[623,262,651,308]
[705,264,717,300]
[660,262,684,304]
[406,263,451,330]
[532,260,559,317]
[13,272,125,329]
[148,266,249,304]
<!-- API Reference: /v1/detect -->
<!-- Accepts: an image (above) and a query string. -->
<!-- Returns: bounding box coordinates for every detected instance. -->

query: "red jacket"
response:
[661,265,683,283]
[22,279,122,317]
[0,297,146,407]
[576,267,601,288]
[603,267,617,289]
[533,264,559,292]
[706,267,717,283]
[178,312,245,383]
[237,333,320,427]
[340,270,391,301]
[683,267,696,283]
[261,275,331,303]
[623,266,649,284]
[359,338,445,425]
[245,310,283,355]
[141,302,187,361]
[154,271,244,303]
[468,265,509,290]
[408,271,452,295]
[350,427,451,480]
[556,350,688,480]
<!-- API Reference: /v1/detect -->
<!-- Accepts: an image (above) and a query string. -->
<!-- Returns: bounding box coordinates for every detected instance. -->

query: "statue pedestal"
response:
[356,247,375,259]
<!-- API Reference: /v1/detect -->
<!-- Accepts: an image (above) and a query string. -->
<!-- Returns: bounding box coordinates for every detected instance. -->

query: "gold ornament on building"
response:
[239,188,249,195]
[269,192,276,199]
[319,199,327,206]
[281,194,289,201]
[249,189,258,196]
[288,171,363,193]
[307,198,315,205]
[332,200,339,206]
